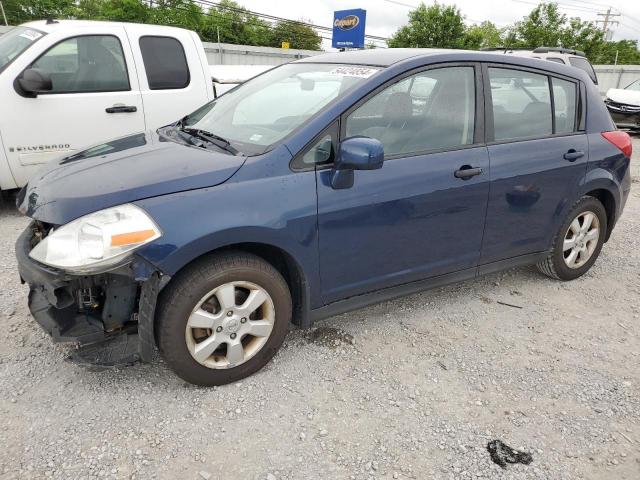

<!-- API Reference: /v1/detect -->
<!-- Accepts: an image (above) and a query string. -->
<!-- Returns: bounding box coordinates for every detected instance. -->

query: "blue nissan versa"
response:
[16,49,632,386]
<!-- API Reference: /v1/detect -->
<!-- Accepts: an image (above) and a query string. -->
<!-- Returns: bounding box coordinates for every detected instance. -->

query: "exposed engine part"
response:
[77,288,100,310]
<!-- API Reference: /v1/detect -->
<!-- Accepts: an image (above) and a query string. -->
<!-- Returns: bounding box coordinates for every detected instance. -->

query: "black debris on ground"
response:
[487,439,534,469]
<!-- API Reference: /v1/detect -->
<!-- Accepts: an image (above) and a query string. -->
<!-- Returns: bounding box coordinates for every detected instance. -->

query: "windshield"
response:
[182,63,380,155]
[626,79,640,91]
[0,26,45,73]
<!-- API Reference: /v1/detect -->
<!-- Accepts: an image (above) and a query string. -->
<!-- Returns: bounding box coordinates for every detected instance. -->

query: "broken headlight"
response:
[29,204,161,274]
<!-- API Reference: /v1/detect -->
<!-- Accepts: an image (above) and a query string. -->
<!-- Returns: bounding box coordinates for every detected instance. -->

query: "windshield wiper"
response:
[180,127,240,155]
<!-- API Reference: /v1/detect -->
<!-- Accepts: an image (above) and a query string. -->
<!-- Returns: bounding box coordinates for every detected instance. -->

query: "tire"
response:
[156,252,292,386]
[537,196,607,281]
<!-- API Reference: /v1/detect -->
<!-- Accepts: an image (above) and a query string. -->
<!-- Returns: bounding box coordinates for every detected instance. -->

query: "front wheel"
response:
[537,196,607,281]
[156,252,292,386]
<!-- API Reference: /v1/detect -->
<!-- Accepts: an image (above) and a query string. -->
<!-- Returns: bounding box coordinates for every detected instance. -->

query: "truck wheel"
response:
[537,196,607,281]
[156,252,292,386]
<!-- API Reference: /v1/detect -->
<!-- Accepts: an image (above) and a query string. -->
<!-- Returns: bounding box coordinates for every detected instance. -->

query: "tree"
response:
[514,2,566,47]
[266,19,322,50]
[388,2,466,48]
[199,0,271,46]
[462,21,503,50]
[148,0,203,32]
[592,39,640,65]
[559,17,604,59]
[77,0,151,23]
[513,2,604,58]
[1,0,77,24]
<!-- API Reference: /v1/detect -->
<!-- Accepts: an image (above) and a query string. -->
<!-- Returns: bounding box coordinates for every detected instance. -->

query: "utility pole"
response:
[596,8,620,41]
[0,1,8,27]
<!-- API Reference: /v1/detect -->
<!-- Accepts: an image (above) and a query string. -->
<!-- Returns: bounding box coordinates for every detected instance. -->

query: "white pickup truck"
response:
[0,20,272,190]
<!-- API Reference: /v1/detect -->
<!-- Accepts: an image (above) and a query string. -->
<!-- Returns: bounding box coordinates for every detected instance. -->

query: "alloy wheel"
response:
[185,281,275,369]
[562,211,600,269]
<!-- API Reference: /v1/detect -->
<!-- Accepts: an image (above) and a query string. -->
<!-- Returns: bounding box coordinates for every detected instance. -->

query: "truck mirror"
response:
[18,68,53,97]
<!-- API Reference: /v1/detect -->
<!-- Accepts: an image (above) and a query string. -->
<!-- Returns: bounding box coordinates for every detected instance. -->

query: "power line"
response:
[198,0,390,42]
[595,7,620,40]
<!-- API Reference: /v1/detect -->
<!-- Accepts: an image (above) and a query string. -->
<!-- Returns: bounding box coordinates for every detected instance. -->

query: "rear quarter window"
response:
[568,57,597,83]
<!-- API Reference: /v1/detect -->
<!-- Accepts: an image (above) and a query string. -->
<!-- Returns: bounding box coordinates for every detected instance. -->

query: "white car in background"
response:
[605,79,640,130]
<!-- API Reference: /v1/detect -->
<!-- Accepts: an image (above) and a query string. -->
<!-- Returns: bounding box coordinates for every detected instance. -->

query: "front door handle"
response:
[106,105,137,113]
[454,165,483,180]
[563,149,584,161]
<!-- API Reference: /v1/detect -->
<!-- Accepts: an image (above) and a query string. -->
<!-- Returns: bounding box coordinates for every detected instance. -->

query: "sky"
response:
[237,0,640,49]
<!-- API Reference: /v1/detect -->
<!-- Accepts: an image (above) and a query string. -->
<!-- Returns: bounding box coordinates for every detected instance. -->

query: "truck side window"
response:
[31,35,129,93]
[139,36,190,90]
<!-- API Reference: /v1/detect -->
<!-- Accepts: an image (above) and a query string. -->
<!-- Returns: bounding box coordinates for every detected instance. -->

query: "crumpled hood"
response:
[17,130,246,225]
[606,88,640,107]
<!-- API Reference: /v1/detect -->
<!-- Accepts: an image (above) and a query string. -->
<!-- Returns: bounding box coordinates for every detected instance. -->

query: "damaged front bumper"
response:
[605,100,640,129]
[15,223,168,364]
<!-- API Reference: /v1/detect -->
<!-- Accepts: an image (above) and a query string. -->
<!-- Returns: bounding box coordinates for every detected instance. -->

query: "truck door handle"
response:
[454,165,483,180]
[106,105,137,113]
[563,149,584,161]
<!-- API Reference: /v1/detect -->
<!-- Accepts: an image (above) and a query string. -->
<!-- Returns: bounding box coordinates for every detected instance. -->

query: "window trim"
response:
[139,35,191,90]
[339,62,485,163]
[482,62,584,146]
[18,34,132,95]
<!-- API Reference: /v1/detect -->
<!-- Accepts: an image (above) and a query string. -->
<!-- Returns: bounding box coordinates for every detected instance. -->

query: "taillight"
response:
[602,130,632,158]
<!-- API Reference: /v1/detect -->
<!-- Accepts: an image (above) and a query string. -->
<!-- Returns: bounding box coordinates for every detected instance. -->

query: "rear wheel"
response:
[537,196,607,280]
[156,252,292,386]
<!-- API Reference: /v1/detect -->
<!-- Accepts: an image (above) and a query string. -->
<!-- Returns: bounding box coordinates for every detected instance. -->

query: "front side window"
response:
[345,66,476,157]
[32,35,129,93]
[568,57,597,83]
[489,68,552,141]
[183,63,379,155]
[139,36,189,89]
[0,27,45,73]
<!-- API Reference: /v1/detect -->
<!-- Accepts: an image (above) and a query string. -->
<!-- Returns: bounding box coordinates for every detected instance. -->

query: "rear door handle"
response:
[563,149,584,161]
[106,105,137,113]
[454,166,483,180]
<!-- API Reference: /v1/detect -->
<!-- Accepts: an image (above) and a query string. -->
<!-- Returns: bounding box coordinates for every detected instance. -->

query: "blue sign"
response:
[332,9,366,49]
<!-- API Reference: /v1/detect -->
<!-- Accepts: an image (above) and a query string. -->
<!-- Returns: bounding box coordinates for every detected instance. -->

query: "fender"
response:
[133,157,322,312]
[579,167,621,207]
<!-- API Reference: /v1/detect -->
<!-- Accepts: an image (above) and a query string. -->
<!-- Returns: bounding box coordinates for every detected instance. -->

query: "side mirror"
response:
[17,68,52,97]
[331,137,384,189]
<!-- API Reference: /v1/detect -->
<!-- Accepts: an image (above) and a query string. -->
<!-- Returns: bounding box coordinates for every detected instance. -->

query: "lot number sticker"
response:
[328,66,378,78]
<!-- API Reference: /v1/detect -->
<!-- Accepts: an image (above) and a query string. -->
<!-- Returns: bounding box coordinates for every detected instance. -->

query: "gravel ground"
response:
[1,137,639,480]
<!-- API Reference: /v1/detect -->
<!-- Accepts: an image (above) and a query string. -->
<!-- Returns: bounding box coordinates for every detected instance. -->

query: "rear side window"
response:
[32,35,129,93]
[346,66,476,156]
[546,57,565,64]
[489,68,552,141]
[568,57,597,83]
[139,36,189,89]
[552,78,577,134]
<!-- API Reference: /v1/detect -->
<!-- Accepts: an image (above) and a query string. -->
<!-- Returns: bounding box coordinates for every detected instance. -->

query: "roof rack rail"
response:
[532,46,586,57]
[480,47,532,52]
